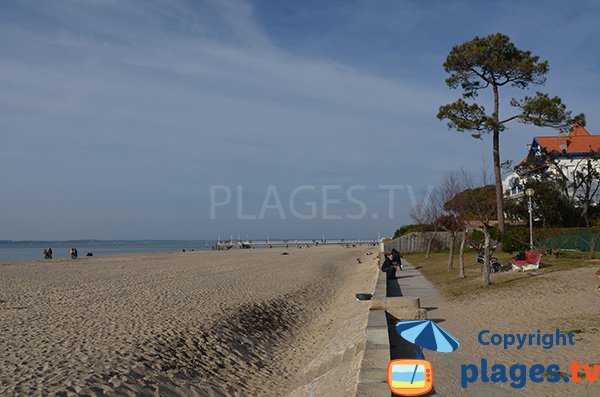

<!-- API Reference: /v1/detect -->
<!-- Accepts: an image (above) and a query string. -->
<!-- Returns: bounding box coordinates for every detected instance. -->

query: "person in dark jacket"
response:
[391,248,402,271]
[381,253,397,280]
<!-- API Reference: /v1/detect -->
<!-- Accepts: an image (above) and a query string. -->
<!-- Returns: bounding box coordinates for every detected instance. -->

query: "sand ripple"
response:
[0,246,377,396]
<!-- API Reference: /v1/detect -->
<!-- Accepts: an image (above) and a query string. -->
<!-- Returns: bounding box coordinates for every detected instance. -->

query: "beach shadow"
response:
[493,272,542,286]
[386,277,402,297]
[394,274,417,279]
[387,312,421,360]
[387,313,438,396]
[422,306,438,312]
[428,318,446,324]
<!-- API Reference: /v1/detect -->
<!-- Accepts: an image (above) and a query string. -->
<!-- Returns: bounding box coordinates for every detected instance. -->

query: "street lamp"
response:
[525,188,535,251]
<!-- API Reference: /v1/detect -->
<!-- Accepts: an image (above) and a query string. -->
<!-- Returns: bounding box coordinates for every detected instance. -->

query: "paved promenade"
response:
[390,261,521,397]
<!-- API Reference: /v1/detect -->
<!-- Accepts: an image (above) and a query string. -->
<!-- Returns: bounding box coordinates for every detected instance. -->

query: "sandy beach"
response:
[0,246,378,396]
[403,255,600,397]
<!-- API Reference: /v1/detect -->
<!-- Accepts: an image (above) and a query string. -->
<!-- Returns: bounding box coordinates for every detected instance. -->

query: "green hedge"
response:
[501,227,600,252]
[536,227,600,252]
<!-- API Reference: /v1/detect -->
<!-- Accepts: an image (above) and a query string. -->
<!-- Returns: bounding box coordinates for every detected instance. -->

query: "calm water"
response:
[0,241,214,263]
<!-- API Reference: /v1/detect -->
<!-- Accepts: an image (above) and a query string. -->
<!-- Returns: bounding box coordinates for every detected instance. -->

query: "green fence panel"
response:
[538,231,600,251]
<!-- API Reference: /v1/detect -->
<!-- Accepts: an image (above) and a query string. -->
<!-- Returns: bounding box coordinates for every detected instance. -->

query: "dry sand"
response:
[0,246,379,396]
[420,263,600,396]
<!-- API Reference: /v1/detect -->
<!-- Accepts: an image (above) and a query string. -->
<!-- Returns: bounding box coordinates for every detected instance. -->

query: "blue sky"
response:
[1,0,599,240]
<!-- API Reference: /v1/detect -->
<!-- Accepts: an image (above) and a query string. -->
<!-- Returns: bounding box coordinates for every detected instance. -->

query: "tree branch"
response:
[499,114,521,124]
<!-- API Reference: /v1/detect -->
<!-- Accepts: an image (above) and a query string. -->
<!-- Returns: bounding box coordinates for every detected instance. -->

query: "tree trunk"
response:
[582,202,590,227]
[589,234,598,259]
[459,231,467,278]
[447,232,455,271]
[492,84,505,244]
[425,234,434,259]
[582,183,591,226]
[482,227,491,287]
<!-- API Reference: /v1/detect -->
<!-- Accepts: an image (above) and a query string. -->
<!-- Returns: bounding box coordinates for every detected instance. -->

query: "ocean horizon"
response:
[0,238,376,263]
[0,240,215,263]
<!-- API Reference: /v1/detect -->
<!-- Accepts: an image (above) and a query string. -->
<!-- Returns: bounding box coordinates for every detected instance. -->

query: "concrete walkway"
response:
[392,260,522,397]
[356,258,522,396]
[386,262,439,363]
[386,261,440,301]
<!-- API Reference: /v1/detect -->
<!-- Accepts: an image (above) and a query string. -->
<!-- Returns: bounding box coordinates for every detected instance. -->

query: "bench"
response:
[511,251,542,272]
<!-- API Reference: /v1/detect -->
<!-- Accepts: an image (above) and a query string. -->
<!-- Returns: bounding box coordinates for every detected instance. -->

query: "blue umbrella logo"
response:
[395,320,459,353]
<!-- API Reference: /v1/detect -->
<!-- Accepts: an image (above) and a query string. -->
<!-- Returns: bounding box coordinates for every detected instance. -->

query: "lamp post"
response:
[525,188,535,251]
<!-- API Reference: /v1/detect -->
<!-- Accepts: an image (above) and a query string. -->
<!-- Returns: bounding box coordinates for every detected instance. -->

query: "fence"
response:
[383,231,459,254]
[537,231,600,252]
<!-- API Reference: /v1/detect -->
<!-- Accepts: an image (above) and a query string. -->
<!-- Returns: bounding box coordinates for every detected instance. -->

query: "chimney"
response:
[558,130,569,152]
[558,138,568,151]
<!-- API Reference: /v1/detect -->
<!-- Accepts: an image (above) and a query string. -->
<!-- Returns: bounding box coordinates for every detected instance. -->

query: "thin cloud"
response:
[0,0,597,239]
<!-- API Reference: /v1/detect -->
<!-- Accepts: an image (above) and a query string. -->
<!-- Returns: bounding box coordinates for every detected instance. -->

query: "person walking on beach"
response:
[43,249,49,259]
[48,248,53,259]
[70,248,78,259]
[391,248,402,271]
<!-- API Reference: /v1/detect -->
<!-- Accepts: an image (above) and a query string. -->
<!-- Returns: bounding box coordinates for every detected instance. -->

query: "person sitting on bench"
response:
[381,253,397,280]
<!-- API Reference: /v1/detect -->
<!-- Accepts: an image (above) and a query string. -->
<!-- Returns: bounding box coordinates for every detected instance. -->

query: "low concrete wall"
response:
[354,257,427,396]
[355,261,391,396]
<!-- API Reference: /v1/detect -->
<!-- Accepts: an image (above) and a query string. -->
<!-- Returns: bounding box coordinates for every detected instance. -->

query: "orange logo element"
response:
[387,359,433,396]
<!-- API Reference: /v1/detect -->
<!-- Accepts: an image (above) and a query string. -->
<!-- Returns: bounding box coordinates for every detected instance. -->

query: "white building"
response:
[503,125,600,203]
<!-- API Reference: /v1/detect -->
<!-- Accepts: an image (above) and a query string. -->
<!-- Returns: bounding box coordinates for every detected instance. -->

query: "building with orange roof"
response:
[503,125,600,201]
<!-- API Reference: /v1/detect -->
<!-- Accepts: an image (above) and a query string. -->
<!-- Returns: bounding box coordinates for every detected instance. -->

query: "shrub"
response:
[468,226,501,252]
[393,224,423,239]
[502,228,529,253]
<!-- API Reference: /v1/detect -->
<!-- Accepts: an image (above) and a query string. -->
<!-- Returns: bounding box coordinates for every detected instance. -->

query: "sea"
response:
[0,240,215,263]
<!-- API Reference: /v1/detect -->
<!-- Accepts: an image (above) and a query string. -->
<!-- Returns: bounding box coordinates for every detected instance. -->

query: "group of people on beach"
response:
[42,248,53,259]
[382,248,403,280]
[42,247,81,260]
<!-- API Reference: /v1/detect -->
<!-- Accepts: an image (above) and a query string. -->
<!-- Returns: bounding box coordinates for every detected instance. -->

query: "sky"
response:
[1,0,599,240]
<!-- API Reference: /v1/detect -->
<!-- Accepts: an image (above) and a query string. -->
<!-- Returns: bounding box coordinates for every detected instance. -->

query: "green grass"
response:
[404,249,595,300]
